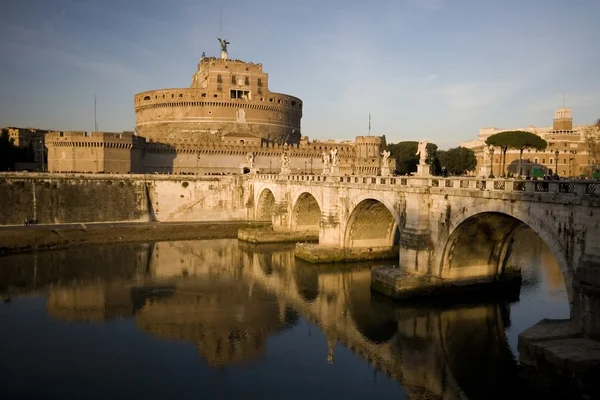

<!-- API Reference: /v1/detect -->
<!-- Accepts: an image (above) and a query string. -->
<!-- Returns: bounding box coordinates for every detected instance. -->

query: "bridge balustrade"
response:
[250,174,600,196]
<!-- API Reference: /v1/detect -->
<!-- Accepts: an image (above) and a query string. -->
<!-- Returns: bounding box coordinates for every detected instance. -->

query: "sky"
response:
[1,0,599,149]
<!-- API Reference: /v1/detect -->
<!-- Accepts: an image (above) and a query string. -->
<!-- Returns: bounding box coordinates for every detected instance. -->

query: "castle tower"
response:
[134,40,303,145]
[355,136,384,158]
[553,108,573,131]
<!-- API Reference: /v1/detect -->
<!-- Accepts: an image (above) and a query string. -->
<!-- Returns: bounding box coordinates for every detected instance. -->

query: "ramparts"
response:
[0,173,250,225]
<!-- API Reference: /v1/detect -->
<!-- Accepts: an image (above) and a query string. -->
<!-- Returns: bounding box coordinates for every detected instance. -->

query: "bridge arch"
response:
[434,201,573,302]
[290,190,322,233]
[256,187,276,221]
[344,197,400,248]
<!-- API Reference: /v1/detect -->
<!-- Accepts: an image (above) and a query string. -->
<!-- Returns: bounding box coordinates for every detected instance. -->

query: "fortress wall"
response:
[147,176,249,222]
[134,94,302,145]
[0,175,149,225]
[0,174,251,226]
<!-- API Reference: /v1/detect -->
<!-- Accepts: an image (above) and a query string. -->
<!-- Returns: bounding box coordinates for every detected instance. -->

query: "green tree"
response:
[386,141,438,175]
[485,130,547,177]
[437,146,477,176]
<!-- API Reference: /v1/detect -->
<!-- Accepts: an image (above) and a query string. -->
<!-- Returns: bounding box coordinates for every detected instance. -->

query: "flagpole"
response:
[368,113,371,136]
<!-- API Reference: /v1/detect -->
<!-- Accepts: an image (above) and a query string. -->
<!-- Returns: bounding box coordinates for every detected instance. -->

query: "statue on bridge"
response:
[280,151,290,168]
[416,141,428,165]
[380,150,392,177]
[321,151,330,167]
[246,152,255,169]
[381,150,391,167]
[330,148,339,167]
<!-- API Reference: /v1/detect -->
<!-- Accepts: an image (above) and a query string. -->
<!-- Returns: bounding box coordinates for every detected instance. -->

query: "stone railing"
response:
[250,174,600,196]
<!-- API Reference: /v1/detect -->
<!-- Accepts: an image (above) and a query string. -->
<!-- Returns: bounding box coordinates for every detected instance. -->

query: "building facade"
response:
[44,130,387,176]
[46,131,144,174]
[42,39,391,176]
[461,108,597,178]
[134,40,302,148]
[2,126,49,171]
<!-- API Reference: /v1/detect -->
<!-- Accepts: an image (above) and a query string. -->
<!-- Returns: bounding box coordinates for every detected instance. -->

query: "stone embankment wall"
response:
[0,173,250,225]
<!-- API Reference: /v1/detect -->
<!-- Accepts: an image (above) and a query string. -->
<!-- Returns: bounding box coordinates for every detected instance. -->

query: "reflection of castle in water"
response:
[4,239,536,398]
[135,278,298,367]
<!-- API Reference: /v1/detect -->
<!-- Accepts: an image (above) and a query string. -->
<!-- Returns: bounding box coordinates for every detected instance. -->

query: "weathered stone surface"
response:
[237,226,318,244]
[371,267,521,300]
[294,244,397,264]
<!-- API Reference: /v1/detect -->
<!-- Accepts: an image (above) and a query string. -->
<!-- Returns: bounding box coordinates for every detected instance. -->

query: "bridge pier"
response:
[398,196,431,275]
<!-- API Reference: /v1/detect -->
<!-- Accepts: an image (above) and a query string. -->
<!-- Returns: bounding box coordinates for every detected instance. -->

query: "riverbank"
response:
[0,221,270,256]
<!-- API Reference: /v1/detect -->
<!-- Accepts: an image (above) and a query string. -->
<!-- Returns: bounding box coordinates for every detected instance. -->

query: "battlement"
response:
[198,56,264,72]
[46,131,145,147]
[355,136,384,144]
[134,88,302,112]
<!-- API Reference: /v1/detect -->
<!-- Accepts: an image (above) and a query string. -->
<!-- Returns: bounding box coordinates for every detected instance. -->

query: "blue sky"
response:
[1,0,599,149]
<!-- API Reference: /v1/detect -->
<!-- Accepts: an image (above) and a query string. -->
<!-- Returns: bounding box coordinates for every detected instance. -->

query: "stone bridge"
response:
[247,174,600,339]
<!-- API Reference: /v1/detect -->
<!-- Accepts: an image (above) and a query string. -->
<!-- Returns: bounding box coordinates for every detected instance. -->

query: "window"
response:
[230,89,251,99]
[550,159,553,164]
[542,158,545,163]
[534,158,538,163]
[217,74,223,83]
[257,78,262,87]
[244,76,249,85]
[231,75,236,84]
[143,96,150,100]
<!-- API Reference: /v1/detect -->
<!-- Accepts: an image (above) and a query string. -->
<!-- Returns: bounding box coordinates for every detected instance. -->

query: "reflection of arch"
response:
[439,303,518,399]
[434,203,572,303]
[291,192,321,232]
[349,281,398,344]
[256,189,275,221]
[292,257,320,302]
[344,199,399,248]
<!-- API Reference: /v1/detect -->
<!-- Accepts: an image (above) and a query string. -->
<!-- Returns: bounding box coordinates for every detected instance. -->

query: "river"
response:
[0,227,570,399]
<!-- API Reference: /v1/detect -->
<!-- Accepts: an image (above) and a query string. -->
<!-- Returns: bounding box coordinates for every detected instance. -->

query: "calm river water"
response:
[0,228,569,399]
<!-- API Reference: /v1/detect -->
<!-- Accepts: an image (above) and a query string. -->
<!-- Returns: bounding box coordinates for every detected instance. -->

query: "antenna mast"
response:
[94,94,98,132]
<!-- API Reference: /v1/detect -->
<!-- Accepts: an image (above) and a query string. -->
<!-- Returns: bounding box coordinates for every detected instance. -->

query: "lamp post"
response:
[36,137,45,172]
[489,147,495,178]
[304,161,307,174]
[310,158,313,174]
[569,156,575,178]
[554,150,560,179]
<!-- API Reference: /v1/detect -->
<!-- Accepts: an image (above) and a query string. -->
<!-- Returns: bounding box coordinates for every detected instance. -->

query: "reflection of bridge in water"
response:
[0,239,527,399]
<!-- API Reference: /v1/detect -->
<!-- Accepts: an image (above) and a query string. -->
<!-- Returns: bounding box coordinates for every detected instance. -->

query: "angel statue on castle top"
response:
[218,37,230,53]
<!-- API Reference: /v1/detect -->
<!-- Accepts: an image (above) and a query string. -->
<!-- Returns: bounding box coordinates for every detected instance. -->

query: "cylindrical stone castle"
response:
[134,40,302,146]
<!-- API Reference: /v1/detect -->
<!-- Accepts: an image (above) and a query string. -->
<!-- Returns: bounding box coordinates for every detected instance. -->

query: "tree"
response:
[0,131,16,171]
[437,146,477,176]
[485,130,547,177]
[386,141,438,175]
[584,119,600,175]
